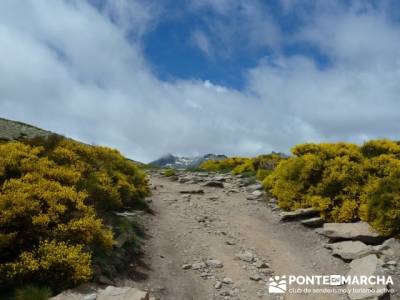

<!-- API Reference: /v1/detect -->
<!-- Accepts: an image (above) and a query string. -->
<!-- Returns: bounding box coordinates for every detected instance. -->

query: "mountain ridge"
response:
[149,153,227,169]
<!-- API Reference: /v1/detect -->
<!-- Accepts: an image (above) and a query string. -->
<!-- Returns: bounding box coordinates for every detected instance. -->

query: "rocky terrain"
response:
[31,169,400,300]
[0,117,52,141]
[94,170,397,300]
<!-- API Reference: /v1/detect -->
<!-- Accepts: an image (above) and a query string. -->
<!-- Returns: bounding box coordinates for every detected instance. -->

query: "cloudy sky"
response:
[1,0,400,162]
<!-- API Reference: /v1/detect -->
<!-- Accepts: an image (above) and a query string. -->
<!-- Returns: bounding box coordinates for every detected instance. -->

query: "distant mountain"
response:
[149,153,227,169]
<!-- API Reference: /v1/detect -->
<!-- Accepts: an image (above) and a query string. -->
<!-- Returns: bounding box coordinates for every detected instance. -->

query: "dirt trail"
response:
[132,172,349,300]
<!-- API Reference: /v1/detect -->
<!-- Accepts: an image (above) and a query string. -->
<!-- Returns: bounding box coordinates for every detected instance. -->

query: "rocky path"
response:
[132,172,350,300]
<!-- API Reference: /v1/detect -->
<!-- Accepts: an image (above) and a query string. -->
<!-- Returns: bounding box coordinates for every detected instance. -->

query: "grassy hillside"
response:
[0,118,52,141]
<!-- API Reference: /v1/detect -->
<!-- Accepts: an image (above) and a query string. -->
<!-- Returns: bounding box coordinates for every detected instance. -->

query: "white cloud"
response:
[99,0,162,37]
[189,0,281,58]
[191,30,213,58]
[0,0,400,162]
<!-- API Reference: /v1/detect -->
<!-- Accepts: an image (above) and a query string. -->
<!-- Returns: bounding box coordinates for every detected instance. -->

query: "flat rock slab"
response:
[326,241,375,261]
[52,286,150,300]
[280,208,319,222]
[98,286,150,300]
[301,217,324,227]
[346,255,387,300]
[323,222,384,245]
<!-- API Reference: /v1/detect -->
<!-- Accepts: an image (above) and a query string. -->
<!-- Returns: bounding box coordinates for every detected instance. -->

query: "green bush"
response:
[200,157,250,173]
[163,169,176,177]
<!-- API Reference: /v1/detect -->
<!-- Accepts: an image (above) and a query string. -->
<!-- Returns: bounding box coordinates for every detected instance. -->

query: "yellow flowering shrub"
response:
[361,139,400,158]
[200,154,284,179]
[232,159,254,175]
[52,139,150,210]
[200,157,250,173]
[163,169,176,177]
[1,240,91,289]
[0,136,150,290]
[0,177,111,287]
[360,169,400,236]
[264,140,400,236]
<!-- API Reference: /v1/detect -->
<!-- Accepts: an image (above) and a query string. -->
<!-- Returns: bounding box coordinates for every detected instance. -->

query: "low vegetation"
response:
[200,153,284,180]
[263,140,400,236]
[163,168,176,177]
[201,140,400,236]
[0,135,150,296]
[14,285,51,300]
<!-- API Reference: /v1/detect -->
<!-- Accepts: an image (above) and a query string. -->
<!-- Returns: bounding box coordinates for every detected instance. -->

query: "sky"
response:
[1,0,400,162]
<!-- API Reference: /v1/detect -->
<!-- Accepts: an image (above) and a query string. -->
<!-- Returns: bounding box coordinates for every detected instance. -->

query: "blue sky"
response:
[1,0,400,161]
[142,0,328,89]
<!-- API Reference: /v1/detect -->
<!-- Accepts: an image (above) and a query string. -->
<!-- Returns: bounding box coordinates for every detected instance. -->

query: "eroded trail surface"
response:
[134,172,349,300]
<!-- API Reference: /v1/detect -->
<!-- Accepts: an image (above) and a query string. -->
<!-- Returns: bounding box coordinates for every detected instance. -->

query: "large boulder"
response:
[279,208,319,222]
[325,241,375,261]
[375,238,400,258]
[346,255,387,300]
[323,222,384,245]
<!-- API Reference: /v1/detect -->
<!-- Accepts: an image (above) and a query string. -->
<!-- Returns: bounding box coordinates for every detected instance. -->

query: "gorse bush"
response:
[200,157,251,173]
[263,140,400,236]
[0,136,149,292]
[200,154,284,180]
[163,168,176,177]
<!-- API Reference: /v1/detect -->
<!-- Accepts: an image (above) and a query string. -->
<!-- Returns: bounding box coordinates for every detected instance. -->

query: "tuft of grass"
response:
[14,286,51,300]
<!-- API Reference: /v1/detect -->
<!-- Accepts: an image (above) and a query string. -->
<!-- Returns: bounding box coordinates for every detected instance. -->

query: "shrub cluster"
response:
[264,140,400,236]
[200,154,284,180]
[0,136,149,291]
[163,169,176,177]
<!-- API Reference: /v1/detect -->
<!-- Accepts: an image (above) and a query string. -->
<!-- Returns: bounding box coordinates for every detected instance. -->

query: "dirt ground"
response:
[128,172,350,300]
